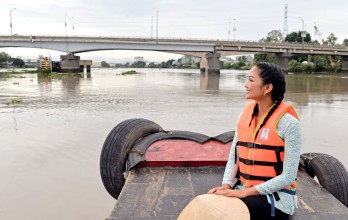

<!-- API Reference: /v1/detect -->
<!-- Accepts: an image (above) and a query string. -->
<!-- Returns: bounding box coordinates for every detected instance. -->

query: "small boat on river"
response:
[100,119,348,220]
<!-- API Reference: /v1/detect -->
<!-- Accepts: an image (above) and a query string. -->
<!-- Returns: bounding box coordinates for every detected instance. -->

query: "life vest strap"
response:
[269,194,276,217]
[279,188,296,195]
[240,172,272,181]
[239,158,279,167]
[275,148,283,176]
[237,141,284,151]
[268,189,296,217]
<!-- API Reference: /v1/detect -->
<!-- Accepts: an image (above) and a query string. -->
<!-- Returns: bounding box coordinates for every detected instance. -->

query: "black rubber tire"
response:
[127,130,211,169]
[301,153,348,207]
[212,131,235,144]
[100,118,162,199]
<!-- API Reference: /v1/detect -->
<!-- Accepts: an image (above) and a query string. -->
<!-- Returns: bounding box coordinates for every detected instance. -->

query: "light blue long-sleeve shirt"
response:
[222,112,301,215]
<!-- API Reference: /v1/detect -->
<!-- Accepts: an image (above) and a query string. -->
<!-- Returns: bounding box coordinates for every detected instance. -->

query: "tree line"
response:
[0,52,25,68]
[101,59,201,69]
[254,30,348,73]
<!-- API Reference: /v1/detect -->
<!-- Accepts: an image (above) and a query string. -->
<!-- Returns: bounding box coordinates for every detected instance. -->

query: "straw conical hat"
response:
[177,194,250,220]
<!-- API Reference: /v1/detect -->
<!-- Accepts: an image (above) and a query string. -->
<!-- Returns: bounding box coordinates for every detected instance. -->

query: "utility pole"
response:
[233,18,236,41]
[228,21,231,42]
[156,10,159,42]
[65,13,67,36]
[10,8,16,36]
[65,13,69,52]
[72,16,75,36]
[151,16,153,39]
[283,4,288,37]
[298,17,305,44]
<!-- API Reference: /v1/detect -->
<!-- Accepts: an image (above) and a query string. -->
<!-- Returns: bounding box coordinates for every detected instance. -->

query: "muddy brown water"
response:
[1,68,347,220]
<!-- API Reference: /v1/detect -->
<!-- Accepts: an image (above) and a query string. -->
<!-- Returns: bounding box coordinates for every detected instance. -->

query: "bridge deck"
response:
[1,35,347,55]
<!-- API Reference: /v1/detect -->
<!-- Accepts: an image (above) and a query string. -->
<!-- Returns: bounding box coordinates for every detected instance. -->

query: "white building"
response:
[178,55,200,65]
[134,56,144,62]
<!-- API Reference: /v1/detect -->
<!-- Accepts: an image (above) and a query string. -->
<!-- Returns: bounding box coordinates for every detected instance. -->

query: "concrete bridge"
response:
[1,35,348,73]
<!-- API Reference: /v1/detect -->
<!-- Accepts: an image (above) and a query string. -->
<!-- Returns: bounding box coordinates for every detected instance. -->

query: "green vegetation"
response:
[101,61,111,68]
[259,30,284,43]
[23,70,38,74]
[5,99,23,106]
[343,39,348,46]
[0,52,25,68]
[130,61,146,68]
[12,58,25,67]
[220,55,252,70]
[253,30,347,73]
[121,70,140,75]
[2,74,26,79]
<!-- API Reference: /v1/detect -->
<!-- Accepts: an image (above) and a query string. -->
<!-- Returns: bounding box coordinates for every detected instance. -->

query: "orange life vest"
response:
[237,101,299,190]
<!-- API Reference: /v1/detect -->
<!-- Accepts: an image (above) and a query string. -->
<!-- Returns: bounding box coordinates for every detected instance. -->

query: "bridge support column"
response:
[60,54,81,73]
[341,56,348,73]
[275,53,292,73]
[200,52,220,74]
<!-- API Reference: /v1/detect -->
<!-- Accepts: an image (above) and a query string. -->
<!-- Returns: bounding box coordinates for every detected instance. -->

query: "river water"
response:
[1,68,348,220]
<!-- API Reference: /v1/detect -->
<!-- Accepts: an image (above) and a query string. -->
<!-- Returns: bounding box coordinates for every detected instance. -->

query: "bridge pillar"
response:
[275,53,292,73]
[60,54,81,73]
[200,52,220,74]
[341,56,348,73]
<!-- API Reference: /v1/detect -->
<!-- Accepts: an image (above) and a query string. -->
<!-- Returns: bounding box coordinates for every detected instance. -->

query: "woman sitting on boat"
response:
[207,62,301,220]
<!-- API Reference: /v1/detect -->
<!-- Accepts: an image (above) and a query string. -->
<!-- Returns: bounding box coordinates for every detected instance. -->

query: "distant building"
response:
[177,55,200,67]
[92,62,102,68]
[134,56,144,62]
[220,56,235,64]
[25,59,38,67]
[235,55,254,66]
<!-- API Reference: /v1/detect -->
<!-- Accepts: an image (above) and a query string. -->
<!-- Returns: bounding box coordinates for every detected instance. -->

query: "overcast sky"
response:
[1,0,347,63]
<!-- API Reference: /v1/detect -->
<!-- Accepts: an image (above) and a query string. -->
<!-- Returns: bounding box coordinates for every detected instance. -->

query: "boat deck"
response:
[106,166,348,220]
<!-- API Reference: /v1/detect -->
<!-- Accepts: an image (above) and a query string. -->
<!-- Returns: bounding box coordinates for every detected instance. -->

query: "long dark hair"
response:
[249,63,286,138]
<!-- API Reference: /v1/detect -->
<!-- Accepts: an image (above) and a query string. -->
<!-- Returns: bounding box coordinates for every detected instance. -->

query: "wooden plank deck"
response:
[106,167,348,220]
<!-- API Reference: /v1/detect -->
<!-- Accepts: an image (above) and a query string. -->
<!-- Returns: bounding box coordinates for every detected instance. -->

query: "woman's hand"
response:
[214,187,259,198]
[207,184,230,194]
[214,189,247,198]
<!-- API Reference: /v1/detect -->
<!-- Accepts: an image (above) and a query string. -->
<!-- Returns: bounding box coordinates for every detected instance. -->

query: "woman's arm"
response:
[221,129,239,187]
[208,116,240,194]
[254,113,301,195]
[208,130,239,194]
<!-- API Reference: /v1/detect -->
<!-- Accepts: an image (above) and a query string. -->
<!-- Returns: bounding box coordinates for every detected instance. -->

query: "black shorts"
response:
[240,195,289,220]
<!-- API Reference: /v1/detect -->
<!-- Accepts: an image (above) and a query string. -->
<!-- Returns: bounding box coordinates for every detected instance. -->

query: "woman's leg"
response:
[240,195,289,220]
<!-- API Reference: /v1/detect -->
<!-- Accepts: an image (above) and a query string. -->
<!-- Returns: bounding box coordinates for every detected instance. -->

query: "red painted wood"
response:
[136,140,231,167]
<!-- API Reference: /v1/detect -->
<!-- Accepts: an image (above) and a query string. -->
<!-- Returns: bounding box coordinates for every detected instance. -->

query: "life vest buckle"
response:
[248,142,254,148]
